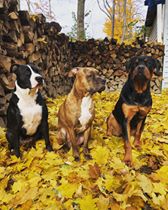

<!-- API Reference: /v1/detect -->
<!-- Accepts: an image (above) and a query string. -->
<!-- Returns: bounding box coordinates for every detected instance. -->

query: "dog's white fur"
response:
[27,65,41,88]
[79,95,92,126]
[14,66,42,135]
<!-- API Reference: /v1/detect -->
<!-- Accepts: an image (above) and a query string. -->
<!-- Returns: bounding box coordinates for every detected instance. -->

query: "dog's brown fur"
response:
[57,67,106,160]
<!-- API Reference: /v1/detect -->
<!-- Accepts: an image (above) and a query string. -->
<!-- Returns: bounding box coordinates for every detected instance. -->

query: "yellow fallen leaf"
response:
[76,194,98,210]
[91,145,110,165]
[57,178,79,198]
[137,174,153,194]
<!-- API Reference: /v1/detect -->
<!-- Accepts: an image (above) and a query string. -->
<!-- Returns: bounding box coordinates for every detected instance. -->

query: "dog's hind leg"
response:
[58,128,71,152]
[106,113,122,137]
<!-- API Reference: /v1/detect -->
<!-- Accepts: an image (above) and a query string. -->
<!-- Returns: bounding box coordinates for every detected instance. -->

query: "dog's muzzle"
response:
[35,76,43,85]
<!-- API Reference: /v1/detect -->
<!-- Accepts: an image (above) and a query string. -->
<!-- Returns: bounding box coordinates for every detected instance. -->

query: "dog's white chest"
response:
[18,95,42,136]
[79,96,92,126]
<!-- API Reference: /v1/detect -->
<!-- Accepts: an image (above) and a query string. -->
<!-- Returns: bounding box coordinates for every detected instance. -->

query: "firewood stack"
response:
[69,39,164,92]
[0,0,72,127]
[0,1,164,127]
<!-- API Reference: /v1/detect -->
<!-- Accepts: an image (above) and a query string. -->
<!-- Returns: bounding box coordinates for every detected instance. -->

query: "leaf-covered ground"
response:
[0,91,168,210]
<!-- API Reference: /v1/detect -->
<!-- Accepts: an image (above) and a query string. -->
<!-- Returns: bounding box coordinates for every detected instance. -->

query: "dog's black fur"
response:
[6,64,52,157]
[107,56,161,165]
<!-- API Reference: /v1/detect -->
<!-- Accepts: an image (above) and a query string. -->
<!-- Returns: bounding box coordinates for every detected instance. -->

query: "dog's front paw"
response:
[134,140,142,151]
[123,155,132,167]
[12,149,21,158]
[74,156,80,162]
[84,154,92,160]
[46,144,53,152]
[83,148,92,160]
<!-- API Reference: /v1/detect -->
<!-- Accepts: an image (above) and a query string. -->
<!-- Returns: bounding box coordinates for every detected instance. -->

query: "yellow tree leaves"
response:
[0,91,168,209]
[103,0,140,44]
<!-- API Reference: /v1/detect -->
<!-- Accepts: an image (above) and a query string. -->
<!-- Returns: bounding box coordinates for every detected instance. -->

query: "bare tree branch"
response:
[105,0,111,10]
[121,0,127,43]
[103,0,110,15]
[97,0,115,38]
[96,0,111,20]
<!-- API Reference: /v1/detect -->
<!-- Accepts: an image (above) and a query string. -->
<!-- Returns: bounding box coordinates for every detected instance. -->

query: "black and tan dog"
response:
[107,56,161,166]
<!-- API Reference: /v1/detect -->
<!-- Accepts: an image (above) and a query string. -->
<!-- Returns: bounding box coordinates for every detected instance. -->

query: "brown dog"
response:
[57,67,106,161]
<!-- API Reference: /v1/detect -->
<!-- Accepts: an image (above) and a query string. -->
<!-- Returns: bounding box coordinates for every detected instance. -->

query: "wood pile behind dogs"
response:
[0,0,72,127]
[0,1,164,127]
[69,39,164,92]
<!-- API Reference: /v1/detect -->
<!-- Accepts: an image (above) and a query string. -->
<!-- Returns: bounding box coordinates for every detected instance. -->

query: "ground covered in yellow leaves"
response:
[0,91,168,210]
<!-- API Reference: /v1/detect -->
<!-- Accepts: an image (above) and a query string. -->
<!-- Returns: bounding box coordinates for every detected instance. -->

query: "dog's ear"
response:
[10,64,20,75]
[68,67,80,77]
[153,59,162,76]
[125,57,136,72]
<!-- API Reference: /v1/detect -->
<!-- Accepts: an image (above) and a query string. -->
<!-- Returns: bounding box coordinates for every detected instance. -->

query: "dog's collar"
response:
[121,93,151,106]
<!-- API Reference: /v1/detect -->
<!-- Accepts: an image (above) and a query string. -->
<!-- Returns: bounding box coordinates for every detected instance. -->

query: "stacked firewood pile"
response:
[0,0,72,127]
[0,1,164,127]
[69,38,164,92]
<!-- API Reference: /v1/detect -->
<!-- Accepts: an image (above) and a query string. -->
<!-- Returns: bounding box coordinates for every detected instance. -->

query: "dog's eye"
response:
[144,58,148,63]
[87,74,93,79]
[24,71,31,77]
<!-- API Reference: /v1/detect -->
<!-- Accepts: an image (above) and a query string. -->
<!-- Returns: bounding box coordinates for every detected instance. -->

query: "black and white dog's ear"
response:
[153,59,162,76]
[10,64,20,74]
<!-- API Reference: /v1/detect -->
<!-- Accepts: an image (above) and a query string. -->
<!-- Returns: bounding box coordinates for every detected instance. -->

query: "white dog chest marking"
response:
[79,96,92,126]
[17,94,42,136]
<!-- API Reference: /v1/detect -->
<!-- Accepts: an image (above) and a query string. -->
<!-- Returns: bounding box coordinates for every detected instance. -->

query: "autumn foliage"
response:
[0,91,168,209]
[103,0,140,44]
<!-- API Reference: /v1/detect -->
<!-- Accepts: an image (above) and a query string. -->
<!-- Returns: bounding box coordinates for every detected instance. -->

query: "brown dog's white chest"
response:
[79,95,93,126]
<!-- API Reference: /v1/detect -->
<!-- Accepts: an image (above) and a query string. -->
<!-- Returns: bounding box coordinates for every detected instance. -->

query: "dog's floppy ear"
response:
[125,57,136,72]
[68,67,80,77]
[10,64,20,75]
[153,59,162,76]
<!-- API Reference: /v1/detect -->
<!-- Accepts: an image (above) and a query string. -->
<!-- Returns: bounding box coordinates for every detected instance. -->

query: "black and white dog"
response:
[6,63,53,157]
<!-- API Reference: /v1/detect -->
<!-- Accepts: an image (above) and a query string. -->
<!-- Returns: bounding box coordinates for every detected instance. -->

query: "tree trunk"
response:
[77,0,85,40]
[26,0,31,12]
[121,0,127,43]
[111,0,115,38]
[17,0,20,10]
[49,0,52,17]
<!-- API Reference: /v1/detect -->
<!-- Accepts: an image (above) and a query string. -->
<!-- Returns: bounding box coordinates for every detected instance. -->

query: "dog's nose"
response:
[101,79,106,85]
[138,65,145,71]
[36,76,43,84]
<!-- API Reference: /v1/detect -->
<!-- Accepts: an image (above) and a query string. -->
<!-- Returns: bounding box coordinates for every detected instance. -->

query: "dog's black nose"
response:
[36,76,43,84]
[101,79,106,85]
[138,65,145,71]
